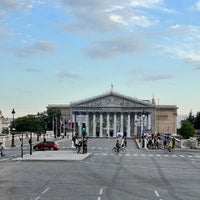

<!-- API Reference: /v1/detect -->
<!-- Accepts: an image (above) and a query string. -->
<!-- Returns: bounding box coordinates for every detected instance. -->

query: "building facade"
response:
[47,91,178,138]
[0,111,2,134]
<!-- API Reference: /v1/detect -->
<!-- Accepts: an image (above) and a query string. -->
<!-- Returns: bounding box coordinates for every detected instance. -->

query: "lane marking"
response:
[42,187,49,194]
[155,190,160,197]
[35,196,40,200]
[97,188,103,200]
[99,188,103,195]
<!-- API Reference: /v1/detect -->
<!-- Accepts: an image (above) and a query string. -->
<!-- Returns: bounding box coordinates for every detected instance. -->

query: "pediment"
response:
[71,92,154,108]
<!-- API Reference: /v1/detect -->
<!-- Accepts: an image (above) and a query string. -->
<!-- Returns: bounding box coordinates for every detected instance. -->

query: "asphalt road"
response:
[0,138,200,200]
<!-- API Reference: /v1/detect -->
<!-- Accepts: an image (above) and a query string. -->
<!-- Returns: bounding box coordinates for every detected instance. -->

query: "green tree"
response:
[187,111,195,125]
[15,114,45,133]
[179,120,195,139]
[194,112,200,129]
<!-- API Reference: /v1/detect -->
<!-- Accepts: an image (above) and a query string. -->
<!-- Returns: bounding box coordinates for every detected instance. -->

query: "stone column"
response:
[100,113,103,137]
[114,113,117,137]
[127,113,131,138]
[134,114,138,137]
[120,113,124,133]
[107,113,110,137]
[93,113,96,137]
[151,110,156,134]
[147,113,151,130]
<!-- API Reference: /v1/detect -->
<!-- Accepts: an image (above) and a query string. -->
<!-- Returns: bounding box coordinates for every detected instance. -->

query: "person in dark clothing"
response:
[116,140,120,153]
[172,137,175,149]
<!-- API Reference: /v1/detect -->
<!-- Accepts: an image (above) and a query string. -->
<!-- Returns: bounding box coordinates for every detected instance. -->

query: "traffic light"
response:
[82,123,86,131]
[82,123,86,137]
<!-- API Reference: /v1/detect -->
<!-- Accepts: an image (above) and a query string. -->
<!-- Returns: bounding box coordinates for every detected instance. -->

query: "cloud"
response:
[195,1,200,11]
[154,24,200,68]
[24,68,41,73]
[129,68,174,81]
[82,35,147,59]
[16,41,56,57]
[58,0,123,33]
[129,0,177,14]
[129,0,162,8]
[57,70,79,81]
[143,74,174,81]
[0,0,32,11]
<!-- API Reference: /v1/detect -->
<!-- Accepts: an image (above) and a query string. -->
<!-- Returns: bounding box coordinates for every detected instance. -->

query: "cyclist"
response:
[116,140,120,153]
[167,139,173,152]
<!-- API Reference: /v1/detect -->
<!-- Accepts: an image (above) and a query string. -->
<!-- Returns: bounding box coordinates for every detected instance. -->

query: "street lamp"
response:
[141,110,147,148]
[11,108,15,147]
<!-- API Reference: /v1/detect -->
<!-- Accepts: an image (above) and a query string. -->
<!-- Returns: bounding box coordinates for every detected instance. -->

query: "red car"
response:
[33,141,59,151]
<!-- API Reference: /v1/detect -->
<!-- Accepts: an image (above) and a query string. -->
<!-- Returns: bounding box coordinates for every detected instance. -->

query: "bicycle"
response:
[112,146,126,153]
[163,146,175,153]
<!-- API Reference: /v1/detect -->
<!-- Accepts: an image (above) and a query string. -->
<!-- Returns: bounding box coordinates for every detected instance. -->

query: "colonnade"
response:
[72,111,152,138]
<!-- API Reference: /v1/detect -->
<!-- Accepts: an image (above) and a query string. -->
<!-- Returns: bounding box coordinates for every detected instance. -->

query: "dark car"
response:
[33,141,59,151]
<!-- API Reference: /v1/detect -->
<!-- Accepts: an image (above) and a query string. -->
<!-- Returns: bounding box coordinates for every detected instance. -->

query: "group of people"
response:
[146,133,175,150]
[72,135,88,154]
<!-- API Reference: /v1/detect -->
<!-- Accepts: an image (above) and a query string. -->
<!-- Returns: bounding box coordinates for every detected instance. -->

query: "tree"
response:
[179,120,195,139]
[187,111,195,124]
[15,114,45,133]
[194,112,200,129]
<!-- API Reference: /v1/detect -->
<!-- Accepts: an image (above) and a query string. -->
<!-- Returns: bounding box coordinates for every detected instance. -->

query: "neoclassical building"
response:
[70,91,178,138]
[48,91,178,138]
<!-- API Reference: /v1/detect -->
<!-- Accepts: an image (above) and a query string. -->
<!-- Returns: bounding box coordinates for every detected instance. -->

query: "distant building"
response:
[48,91,178,137]
[0,111,2,134]
[0,111,12,134]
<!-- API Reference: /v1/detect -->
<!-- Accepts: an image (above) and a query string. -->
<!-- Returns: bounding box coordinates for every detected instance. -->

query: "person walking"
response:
[0,142,5,157]
[124,137,127,147]
[172,137,175,149]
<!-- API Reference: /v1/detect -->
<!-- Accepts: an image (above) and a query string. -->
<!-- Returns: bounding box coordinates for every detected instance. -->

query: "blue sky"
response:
[0,0,200,118]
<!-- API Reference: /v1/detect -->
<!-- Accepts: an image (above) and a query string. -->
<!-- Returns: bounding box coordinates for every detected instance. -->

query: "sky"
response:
[0,0,200,118]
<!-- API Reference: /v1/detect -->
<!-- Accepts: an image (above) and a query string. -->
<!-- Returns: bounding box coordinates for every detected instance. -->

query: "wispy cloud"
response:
[129,68,174,82]
[195,0,200,11]
[129,0,177,14]
[143,73,173,81]
[24,68,41,73]
[82,35,147,59]
[152,24,200,68]
[16,41,56,57]
[57,70,79,81]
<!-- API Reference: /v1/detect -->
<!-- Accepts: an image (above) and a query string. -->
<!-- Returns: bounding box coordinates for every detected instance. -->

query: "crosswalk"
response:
[92,152,200,159]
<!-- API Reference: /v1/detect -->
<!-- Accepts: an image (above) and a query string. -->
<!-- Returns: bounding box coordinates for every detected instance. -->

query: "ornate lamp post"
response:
[141,110,147,148]
[11,108,15,147]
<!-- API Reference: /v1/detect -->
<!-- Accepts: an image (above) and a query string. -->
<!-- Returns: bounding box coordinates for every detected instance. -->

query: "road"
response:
[0,138,200,200]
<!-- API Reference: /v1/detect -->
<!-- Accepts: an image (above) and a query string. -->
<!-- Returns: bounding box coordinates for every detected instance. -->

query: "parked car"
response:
[33,141,59,151]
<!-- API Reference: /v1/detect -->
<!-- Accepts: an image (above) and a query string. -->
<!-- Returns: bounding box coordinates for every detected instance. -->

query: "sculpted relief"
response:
[76,95,145,107]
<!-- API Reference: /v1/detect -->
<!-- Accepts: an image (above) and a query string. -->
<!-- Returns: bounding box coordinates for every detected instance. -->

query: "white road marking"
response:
[99,188,103,195]
[155,190,160,197]
[42,187,49,194]
[97,188,103,200]
[35,196,40,200]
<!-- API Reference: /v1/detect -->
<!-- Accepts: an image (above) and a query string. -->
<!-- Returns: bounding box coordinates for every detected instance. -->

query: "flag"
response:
[68,120,72,126]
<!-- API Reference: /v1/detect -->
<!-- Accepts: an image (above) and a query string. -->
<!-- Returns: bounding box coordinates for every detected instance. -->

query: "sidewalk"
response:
[14,150,91,161]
